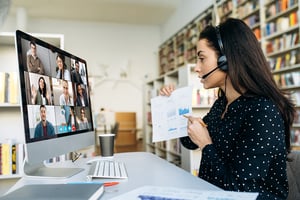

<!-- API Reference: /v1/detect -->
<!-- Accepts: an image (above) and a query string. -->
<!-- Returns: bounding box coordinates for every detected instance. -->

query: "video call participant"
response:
[31,76,51,105]
[75,83,89,107]
[71,61,84,85]
[56,53,71,81]
[59,80,74,127]
[78,107,89,130]
[67,106,78,131]
[34,105,56,138]
[27,41,45,75]
[59,80,73,106]
[159,18,295,199]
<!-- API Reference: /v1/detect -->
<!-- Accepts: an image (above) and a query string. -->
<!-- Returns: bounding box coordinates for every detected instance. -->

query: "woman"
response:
[59,80,73,106]
[56,53,71,81]
[75,83,89,107]
[78,107,89,130]
[67,106,78,131]
[32,76,51,105]
[160,18,295,199]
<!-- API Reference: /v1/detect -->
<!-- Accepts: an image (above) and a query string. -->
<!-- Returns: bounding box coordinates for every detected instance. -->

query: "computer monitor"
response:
[15,30,95,178]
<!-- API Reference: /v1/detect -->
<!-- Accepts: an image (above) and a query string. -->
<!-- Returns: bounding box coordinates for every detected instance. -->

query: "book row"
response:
[155,139,181,156]
[265,12,298,36]
[0,142,24,176]
[269,49,300,70]
[265,0,297,19]
[265,32,299,54]
[274,71,300,88]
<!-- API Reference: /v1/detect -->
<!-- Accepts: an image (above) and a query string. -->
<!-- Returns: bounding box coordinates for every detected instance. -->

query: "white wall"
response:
[0,0,214,139]
[1,17,160,136]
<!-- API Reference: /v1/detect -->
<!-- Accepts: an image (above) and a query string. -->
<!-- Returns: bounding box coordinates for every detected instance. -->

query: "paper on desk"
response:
[151,86,193,142]
[110,185,258,200]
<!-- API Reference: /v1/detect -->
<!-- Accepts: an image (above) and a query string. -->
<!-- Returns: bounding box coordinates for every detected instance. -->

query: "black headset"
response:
[215,25,228,72]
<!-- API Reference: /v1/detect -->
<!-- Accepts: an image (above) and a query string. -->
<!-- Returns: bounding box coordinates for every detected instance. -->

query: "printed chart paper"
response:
[110,185,259,200]
[151,86,193,142]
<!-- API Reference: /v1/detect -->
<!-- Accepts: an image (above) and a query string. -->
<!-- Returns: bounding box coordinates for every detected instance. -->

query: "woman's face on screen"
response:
[39,78,45,89]
[57,56,63,70]
[63,81,69,95]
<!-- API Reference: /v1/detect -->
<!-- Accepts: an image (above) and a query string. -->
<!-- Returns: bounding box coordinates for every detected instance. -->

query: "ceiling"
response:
[8,0,181,25]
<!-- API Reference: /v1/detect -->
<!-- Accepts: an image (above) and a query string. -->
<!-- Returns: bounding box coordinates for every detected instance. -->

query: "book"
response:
[15,143,24,174]
[4,73,9,103]
[1,183,104,200]
[289,12,298,26]
[8,72,19,104]
[11,144,16,174]
[1,143,11,175]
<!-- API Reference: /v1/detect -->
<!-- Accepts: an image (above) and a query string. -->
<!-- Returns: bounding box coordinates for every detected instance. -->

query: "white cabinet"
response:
[144,70,181,166]
[144,64,217,174]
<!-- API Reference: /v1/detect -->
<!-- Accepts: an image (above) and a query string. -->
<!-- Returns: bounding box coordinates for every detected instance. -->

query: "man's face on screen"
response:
[40,107,47,122]
[75,63,79,72]
[30,44,37,57]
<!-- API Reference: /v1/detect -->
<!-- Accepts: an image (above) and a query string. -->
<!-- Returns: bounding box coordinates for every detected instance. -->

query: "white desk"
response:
[2,152,221,199]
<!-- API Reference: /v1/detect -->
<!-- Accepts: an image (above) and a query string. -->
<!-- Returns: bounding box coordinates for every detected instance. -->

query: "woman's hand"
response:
[159,84,175,96]
[185,116,212,150]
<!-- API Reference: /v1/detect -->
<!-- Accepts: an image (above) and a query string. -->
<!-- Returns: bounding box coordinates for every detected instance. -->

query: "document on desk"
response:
[110,185,258,200]
[151,86,193,142]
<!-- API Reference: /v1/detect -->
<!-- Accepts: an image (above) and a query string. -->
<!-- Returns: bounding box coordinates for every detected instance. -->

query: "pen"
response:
[183,115,208,127]
[103,182,119,187]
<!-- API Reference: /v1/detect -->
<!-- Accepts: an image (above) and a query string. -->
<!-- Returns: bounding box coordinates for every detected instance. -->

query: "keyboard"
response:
[87,160,128,179]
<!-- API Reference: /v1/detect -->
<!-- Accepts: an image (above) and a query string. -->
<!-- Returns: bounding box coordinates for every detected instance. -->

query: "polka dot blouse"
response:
[180,95,288,200]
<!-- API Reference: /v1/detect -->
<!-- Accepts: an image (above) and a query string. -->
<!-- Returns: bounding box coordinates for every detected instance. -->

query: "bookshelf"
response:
[144,64,217,173]
[145,69,181,166]
[147,7,214,174]
[236,0,261,40]
[0,142,24,179]
[148,0,300,174]
[175,29,186,68]
[158,38,176,75]
[216,0,235,23]
[261,0,300,150]
[158,6,214,77]
[0,32,64,179]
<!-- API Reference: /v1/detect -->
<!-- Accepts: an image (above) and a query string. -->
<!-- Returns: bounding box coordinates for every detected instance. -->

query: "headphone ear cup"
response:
[217,55,228,71]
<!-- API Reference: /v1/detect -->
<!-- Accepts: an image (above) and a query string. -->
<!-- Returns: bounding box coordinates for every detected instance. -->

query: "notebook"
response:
[0,183,104,200]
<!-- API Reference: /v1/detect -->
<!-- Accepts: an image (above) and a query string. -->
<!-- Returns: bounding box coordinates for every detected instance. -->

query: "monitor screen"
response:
[15,30,95,178]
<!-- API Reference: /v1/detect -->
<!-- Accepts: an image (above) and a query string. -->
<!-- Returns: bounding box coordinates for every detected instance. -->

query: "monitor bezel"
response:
[15,30,95,177]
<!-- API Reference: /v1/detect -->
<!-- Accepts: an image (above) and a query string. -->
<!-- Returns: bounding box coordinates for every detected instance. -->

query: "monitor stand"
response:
[24,161,84,178]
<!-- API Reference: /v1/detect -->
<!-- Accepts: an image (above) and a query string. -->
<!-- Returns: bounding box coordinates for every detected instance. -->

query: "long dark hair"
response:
[38,77,47,97]
[55,53,67,72]
[199,18,295,153]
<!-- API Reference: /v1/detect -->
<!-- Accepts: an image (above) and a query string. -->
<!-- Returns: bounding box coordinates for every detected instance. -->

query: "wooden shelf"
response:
[150,0,300,172]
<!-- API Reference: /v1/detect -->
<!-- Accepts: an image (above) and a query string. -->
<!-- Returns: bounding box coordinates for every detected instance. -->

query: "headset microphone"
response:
[201,66,219,79]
